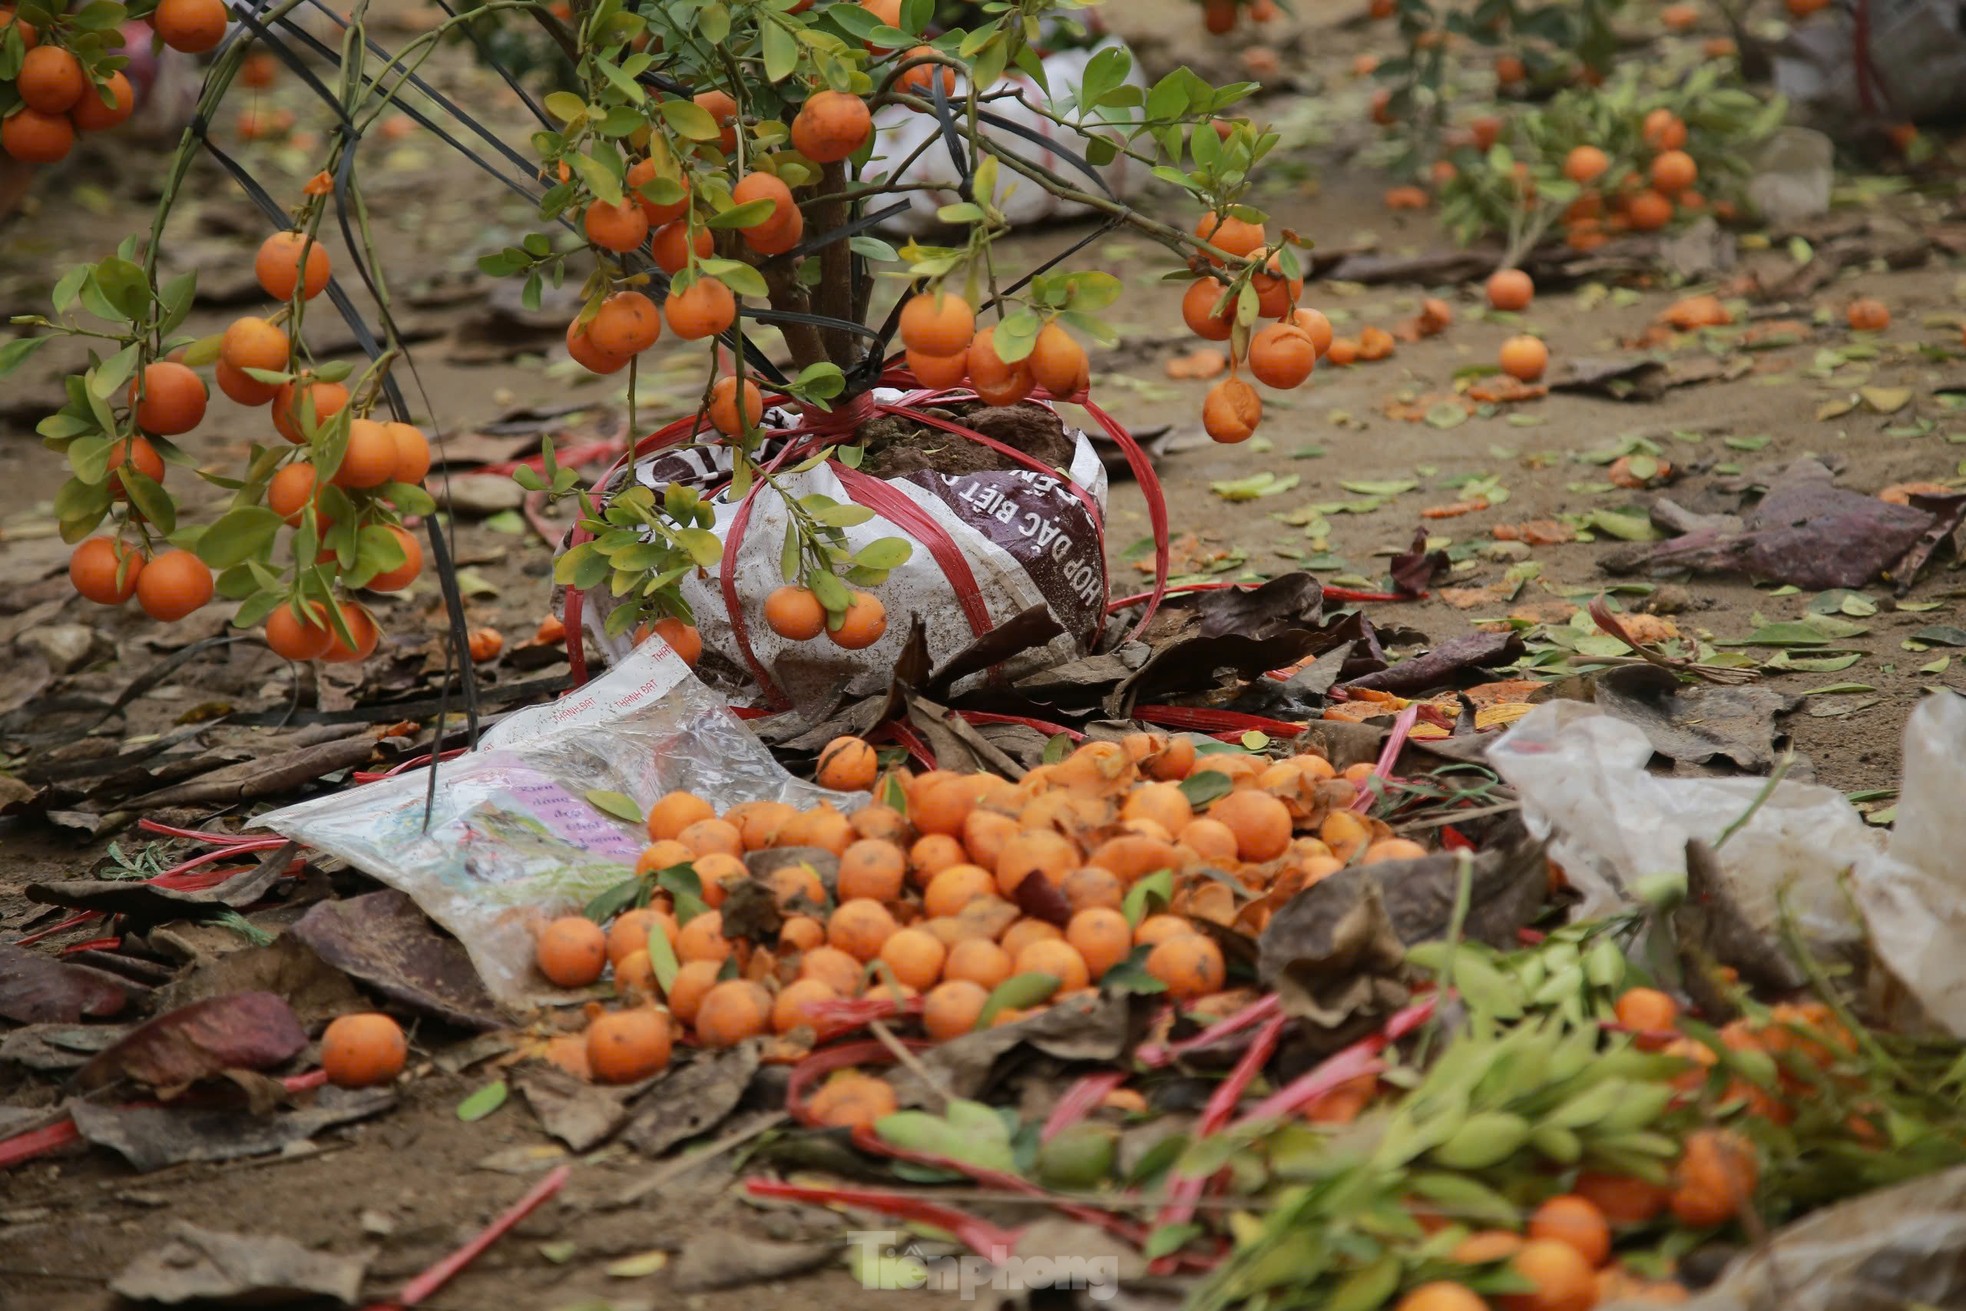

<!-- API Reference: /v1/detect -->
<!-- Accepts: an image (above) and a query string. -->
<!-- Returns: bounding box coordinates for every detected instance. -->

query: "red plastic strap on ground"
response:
[784,1038,923,1127]
[1134,705,1307,739]
[745,1179,1023,1256]
[1147,1014,1287,1272]
[1350,703,1419,813]
[477,436,626,479]
[1040,1071,1128,1142]
[1081,396,1168,641]
[137,819,250,844]
[385,1164,571,1308]
[0,1069,330,1174]
[13,911,100,948]
[834,464,992,640]
[1236,997,1437,1124]
[849,1124,1169,1256]
[149,839,291,888]
[1135,993,1283,1069]
[956,709,1084,741]
[805,992,924,1041]
[879,719,938,773]
[353,748,470,784]
[0,1118,80,1171]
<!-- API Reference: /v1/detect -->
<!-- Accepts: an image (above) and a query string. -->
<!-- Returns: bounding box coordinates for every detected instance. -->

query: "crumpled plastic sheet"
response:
[260,644,848,1006]
[1640,1163,1966,1311]
[1487,701,1875,949]
[1851,693,1966,1038]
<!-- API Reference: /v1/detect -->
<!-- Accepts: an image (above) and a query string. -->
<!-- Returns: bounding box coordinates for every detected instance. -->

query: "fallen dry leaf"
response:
[1466,375,1548,405]
[1491,520,1576,546]
[1440,585,1510,609]
[75,992,307,1096]
[1881,481,1953,505]
[1599,612,1682,643]
[1507,600,1582,624]
[1421,498,1491,519]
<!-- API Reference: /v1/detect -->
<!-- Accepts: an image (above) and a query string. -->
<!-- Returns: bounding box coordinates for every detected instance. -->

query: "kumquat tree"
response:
[8,0,1333,670]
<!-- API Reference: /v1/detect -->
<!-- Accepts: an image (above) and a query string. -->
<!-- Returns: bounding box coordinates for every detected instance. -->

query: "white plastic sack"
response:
[575,392,1112,706]
[1487,701,1876,947]
[1851,693,1966,1037]
[865,41,1147,234]
[259,643,849,1006]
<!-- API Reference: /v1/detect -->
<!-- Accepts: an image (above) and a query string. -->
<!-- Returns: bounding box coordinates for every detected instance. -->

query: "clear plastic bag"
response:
[1488,701,1876,948]
[1852,693,1966,1037]
[259,643,849,1006]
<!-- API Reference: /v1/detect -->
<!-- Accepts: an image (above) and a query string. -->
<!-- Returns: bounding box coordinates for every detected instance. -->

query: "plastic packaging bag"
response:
[864,41,1147,235]
[259,643,848,1006]
[568,389,1116,708]
[1488,701,1876,948]
[1851,693,1966,1037]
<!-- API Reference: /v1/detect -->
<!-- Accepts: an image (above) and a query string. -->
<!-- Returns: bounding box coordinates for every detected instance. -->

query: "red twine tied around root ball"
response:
[560,367,1170,705]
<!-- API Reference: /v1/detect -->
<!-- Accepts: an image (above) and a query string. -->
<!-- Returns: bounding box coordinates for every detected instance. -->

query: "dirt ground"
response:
[1,0,1961,1306]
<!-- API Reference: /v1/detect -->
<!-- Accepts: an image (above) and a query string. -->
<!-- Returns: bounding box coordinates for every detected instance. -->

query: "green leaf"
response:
[157,271,197,337]
[763,20,798,81]
[935,201,987,225]
[1209,472,1298,502]
[674,527,723,566]
[1339,478,1417,496]
[1100,944,1168,995]
[1323,1254,1401,1311]
[595,57,648,104]
[583,875,646,924]
[991,310,1042,363]
[811,503,876,528]
[975,972,1062,1028]
[67,435,111,482]
[646,910,680,994]
[1583,509,1658,542]
[586,789,645,824]
[605,1250,670,1279]
[196,506,283,568]
[456,1081,508,1122]
[709,198,780,231]
[660,98,722,141]
[91,256,150,322]
[120,470,175,534]
[1178,769,1233,809]
[1143,1222,1202,1261]
[89,342,141,400]
[810,568,852,614]
[1913,625,1966,647]
[0,334,48,378]
[854,537,912,570]
[544,91,586,123]
[1121,868,1174,927]
[656,865,710,926]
